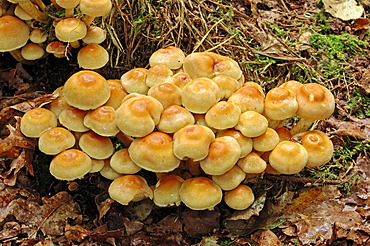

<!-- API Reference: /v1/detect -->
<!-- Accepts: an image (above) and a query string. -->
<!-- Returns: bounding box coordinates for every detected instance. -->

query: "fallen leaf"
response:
[181,208,220,238]
[64,224,89,244]
[327,116,370,139]
[322,0,364,21]
[251,229,282,246]
[351,18,370,31]
[146,214,183,236]
[1,148,34,186]
[0,191,80,237]
[283,186,363,245]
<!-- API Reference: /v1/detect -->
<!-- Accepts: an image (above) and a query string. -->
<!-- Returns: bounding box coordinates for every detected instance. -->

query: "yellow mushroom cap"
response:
[77,43,109,69]
[108,175,153,206]
[20,108,58,138]
[212,165,246,191]
[120,68,149,94]
[205,101,241,130]
[199,136,241,175]
[82,26,107,44]
[173,124,215,161]
[38,127,76,155]
[181,78,221,114]
[147,82,182,109]
[294,130,334,168]
[237,152,267,174]
[83,105,119,136]
[110,148,142,174]
[63,70,110,110]
[79,0,112,17]
[156,105,195,133]
[50,149,92,180]
[0,15,30,52]
[153,175,184,207]
[269,141,308,174]
[279,80,302,93]
[99,158,122,180]
[58,107,89,132]
[216,129,253,158]
[21,43,45,60]
[211,75,241,99]
[54,17,87,43]
[224,184,255,210]
[89,158,105,173]
[115,95,164,137]
[295,83,335,120]
[146,64,173,88]
[171,72,192,89]
[149,46,185,70]
[264,87,298,120]
[128,131,180,172]
[104,79,128,109]
[235,111,268,138]
[179,177,222,210]
[78,131,114,159]
[252,127,280,152]
[228,85,265,113]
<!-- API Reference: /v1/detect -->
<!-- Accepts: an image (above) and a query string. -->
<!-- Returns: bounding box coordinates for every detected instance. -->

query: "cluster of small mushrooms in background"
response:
[0,0,111,69]
[19,46,335,211]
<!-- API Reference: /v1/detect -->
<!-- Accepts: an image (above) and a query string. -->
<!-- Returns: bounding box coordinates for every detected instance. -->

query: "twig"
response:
[266,175,342,185]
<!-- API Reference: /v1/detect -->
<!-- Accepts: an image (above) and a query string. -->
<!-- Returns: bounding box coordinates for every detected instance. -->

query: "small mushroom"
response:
[20,108,58,138]
[153,175,184,207]
[147,82,182,109]
[63,70,110,110]
[108,175,153,206]
[290,83,335,135]
[128,131,180,172]
[181,78,221,114]
[49,149,92,180]
[120,68,149,94]
[173,124,215,161]
[228,85,265,113]
[216,129,253,158]
[55,0,80,17]
[38,127,75,155]
[205,101,241,130]
[269,140,308,174]
[179,177,222,210]
[103,79,128,109]
[146,64,173,88]
[58,107,89,132]
[156,105,195,133]
[235,111,268,138]
[224,184,255,210]
[212,165,246,191]
[77,43,109,69]
[149,46,185,70]
[83,105,119,136]
[21,43,44,60]
[199,136,241,175]
[79,0,112,26]
[252,127,280,152]
[110,148,142,174]
[78,131,114,159]
[237,152,267,174]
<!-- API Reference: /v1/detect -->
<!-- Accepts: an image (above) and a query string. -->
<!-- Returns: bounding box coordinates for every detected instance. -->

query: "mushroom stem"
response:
[64,7,74,17]
[290,118,315,136]
[31,0,46,10]
[82,15,95,26]
[10,0,48,22]
[9,49,32,64]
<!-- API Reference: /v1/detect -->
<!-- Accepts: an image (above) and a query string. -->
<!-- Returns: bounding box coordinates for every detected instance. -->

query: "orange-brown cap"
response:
[79,131,114,159]
[149,46,185,70]
[224,184,254,210]
[77,43,109,69]
[212,165,246,191]
[108,175,153,206]
[179,177,222,210]
[83,105,119,136]
[156,105,195,133]
[0,15,29,52]
[38,127,76,155]
[20,108,58,138]
[153,175,184,207]
[50,149,92,180]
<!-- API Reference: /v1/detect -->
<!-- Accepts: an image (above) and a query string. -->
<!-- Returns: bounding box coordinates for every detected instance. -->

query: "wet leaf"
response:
[89,224,125,242]
[0,191,80,237]
[327,116,370,139]
[322,0,364,21]
[283,186,363,245]
[251,229,282,246]
[351,18,370,31]
[64,224,89,244]
[146,214,183,236]
[182,208,220,238]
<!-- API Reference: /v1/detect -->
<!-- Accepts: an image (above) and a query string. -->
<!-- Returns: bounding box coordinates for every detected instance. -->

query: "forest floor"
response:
[0,0,370,245]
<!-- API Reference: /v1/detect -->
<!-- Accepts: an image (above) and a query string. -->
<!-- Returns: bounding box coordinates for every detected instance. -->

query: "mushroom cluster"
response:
[20,46,335,211]
[0,0,111,68]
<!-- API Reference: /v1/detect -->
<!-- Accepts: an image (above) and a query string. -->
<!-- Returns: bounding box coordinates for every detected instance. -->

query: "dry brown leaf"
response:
[64,224,89,244]
[181,208,220,238]
[146,215,183,236]
[251,229,282,246]
[0,191,80,237]
[283,186,363,245]
[327,116,370,139]
[1,148,34,186]
[356,155,370,179]
[351,18,370,31]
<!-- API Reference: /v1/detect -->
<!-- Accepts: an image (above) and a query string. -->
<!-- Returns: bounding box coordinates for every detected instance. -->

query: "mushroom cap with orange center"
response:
[0,15,30,52]
[20,108,58,138]
[38,127,75,155]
